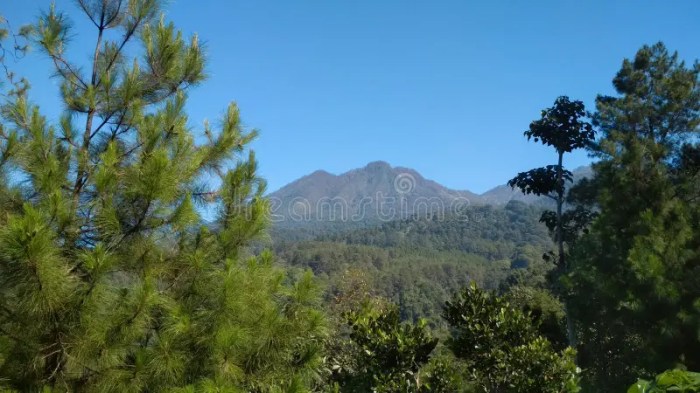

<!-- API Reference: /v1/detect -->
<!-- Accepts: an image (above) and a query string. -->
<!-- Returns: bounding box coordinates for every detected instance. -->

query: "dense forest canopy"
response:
[0,1,698,392]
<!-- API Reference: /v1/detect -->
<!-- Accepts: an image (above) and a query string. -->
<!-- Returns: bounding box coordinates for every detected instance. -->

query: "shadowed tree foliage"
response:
[328,304,438,393]
[628,369,700,393]
[567,42,700,391]
[443,283,579,393]
[0,1,325,391]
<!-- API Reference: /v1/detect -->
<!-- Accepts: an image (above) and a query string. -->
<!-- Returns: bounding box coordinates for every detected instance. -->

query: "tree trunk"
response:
[556,151,577,350]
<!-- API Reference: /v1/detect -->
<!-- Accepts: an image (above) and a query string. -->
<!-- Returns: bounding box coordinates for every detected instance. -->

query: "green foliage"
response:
[319,202,553,257]
[327,284,573,393]
[628,369,700,393]
[331,305,438,393]
[443,283,579,393]
[6,4,697,393]
[0,14,31,97]
[505,285,567,349]
[509,165,573,197]
[524,96,595,154]
[277,202,555,325]
[0,1,325,391]
[420,355,473,393]
[509,95,594,200]
[567,42,700,391]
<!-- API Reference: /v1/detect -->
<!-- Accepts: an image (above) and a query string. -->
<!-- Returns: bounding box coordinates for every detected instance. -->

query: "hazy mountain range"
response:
[268,161,592,230]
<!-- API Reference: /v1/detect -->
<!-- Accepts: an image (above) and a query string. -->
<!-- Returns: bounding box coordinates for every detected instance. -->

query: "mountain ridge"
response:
[269,160,592,205]
[267,160,591,240]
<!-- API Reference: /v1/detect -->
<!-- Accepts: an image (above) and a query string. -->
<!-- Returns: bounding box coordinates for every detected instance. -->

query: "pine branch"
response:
[95,23,137,90]
[48,55,88,89]
[0,325,30,347]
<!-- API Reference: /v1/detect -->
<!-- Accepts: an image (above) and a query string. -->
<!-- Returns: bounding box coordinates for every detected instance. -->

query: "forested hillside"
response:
[276,202,555,324]
[320,202,552,253]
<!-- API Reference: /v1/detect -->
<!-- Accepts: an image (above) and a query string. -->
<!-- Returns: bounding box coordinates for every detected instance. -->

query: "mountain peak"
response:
[308,169,334,178]
[269,161,483,228]
[268,162,592,231]
[364,160,392,171]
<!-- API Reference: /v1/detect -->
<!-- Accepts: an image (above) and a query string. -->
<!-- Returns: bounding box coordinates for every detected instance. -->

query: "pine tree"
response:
[567,42,700,391]
[0,1,325,391]
[0,14,30,97]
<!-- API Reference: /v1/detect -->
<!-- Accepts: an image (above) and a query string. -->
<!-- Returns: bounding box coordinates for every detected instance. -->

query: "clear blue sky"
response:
[5,1,700,193]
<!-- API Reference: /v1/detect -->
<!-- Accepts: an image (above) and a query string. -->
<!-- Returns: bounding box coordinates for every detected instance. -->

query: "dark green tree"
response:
[331,305,438,393]
[508,96,595,348]
[505,285,567,350]
[443,283,579,393]
[0,1,325,391]
[419,355,472,393]
[567,42,700,391]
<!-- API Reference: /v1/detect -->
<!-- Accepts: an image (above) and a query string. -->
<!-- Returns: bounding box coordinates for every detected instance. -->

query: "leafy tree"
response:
[420,355,473,393]
[505,285,567,350]
[320,268,391,392]
[508,96,595,348]
[443,283,579,393]
[331,305,438,393]
[567,42,700,391]
[0,1,325,391]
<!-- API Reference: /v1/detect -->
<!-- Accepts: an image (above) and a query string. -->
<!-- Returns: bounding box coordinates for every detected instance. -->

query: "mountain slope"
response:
[269,161,482,227]
[267,161,592,241]
[276,201,554,323]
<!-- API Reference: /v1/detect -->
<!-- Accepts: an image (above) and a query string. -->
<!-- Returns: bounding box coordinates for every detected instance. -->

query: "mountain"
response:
[267,161,592,240]
[269,161,481,227]
[268,163,573,323]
